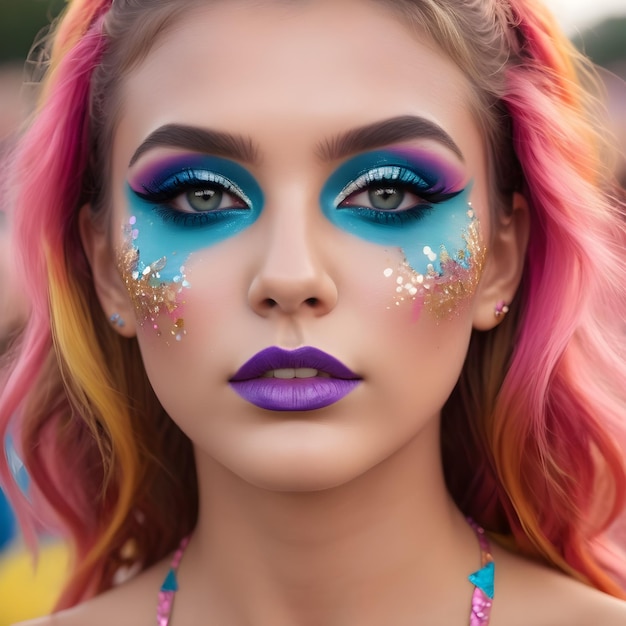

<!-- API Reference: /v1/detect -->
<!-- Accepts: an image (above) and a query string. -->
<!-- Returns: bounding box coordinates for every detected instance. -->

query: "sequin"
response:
[468,518,495,626]
[385,208,486,319]
[157,536,189,626]
[117,218,189,340]
[155,523,494,625]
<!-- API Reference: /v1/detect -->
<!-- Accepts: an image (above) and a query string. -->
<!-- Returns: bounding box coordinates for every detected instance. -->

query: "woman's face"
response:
[105,0,496,490]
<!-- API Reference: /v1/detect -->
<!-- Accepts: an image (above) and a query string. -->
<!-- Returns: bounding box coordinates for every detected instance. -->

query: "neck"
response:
[181,421,479,626]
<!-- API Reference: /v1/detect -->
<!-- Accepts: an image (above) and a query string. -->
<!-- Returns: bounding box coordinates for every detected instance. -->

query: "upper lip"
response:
[230,346,360,381]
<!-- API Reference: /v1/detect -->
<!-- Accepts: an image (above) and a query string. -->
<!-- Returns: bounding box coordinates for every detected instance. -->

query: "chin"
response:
[239,461,366,494]
[209,429,381,494]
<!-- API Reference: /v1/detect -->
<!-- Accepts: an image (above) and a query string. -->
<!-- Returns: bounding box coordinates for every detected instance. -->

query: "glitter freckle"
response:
[172,318,186,342]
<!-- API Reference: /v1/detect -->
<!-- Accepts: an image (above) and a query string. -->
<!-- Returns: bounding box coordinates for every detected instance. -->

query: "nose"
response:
[247,205,338,317]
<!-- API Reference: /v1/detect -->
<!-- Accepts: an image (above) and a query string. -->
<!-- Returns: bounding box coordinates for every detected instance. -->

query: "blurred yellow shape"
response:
[0,541,68,626]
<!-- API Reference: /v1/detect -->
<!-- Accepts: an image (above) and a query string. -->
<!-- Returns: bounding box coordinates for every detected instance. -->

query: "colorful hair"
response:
[0,0,197,608]
[432,0,626,595]
[1,0,625,610]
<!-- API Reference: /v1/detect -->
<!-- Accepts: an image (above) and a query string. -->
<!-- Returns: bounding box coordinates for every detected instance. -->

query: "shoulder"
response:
[12,557,171,626]
[492,544,626,626]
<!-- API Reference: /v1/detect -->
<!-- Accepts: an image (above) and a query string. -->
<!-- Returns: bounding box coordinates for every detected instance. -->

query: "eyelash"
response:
[135,169,251,226]
[134,164,460,228]
[335,165,461,225]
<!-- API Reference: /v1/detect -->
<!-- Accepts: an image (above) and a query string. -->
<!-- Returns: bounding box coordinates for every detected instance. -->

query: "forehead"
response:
[113,0,482,157]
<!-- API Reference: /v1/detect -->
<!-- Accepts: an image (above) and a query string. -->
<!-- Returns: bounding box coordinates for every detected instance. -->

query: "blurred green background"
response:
[572,17,626,74]
[0,0,65,64]
[0,1,624,70]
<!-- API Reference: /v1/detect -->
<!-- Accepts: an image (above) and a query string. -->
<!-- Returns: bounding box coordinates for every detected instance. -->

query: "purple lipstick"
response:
[229,346,361,411]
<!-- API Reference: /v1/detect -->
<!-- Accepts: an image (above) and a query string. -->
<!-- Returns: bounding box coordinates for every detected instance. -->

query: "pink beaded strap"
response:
[157,524,494,626]
[157,536,190,626]
[467,519,495,626]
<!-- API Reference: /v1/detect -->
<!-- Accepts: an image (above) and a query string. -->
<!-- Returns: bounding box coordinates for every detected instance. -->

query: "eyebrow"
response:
[317,115,464,162]
[129,124,259,166]
[129,114,464,167]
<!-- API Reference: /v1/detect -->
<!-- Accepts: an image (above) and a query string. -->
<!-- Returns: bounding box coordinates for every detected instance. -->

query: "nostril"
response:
[254,296,325,314]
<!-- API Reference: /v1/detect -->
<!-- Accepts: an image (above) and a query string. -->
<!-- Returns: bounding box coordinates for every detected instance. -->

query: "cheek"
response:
[116,212,191,341]
[320,155,486,322]
[117,164,263,341]
[375,202,486,321]
[346,264,473,440]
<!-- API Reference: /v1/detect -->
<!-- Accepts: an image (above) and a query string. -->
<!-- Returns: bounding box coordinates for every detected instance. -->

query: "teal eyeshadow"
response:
[319,151,473,275]
[126,156,264,281]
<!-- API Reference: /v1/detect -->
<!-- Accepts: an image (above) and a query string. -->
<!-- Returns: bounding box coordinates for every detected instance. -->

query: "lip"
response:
[229,346,361,411]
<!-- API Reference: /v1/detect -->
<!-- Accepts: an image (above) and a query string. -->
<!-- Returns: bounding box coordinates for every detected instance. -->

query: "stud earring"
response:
[494,300,509,319]
[109,313,126,328]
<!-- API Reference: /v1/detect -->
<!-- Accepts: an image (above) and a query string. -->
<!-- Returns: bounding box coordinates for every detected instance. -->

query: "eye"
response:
[341,183,425,212]
[135,169,252,213]
[334,165,457,214]
[176,184,248,213]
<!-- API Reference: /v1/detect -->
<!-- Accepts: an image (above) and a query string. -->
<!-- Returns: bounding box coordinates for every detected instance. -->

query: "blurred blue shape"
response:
[0,487,16,551]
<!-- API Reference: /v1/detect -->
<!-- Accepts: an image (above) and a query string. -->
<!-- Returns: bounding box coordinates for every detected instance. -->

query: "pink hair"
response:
[1,0,198,607]
[0,0,113,601]
[444,0,626,596]
[496,0,626,591]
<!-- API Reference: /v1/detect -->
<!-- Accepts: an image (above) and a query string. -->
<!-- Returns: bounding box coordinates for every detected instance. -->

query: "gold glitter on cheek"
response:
[383,263,427,319]
[384,207,487,320]
[116,218,190,342]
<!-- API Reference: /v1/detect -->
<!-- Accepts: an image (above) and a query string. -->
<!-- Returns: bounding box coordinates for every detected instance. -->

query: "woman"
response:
[2,0,626,624]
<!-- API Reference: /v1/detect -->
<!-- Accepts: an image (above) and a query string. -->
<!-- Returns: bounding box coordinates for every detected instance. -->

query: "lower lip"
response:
[229,378,361,411]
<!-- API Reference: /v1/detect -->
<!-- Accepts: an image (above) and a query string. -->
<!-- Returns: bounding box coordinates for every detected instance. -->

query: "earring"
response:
[109,313,126,328]
[494,300,509,319]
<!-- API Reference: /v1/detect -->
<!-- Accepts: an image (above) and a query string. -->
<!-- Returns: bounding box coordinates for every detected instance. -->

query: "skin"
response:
[19,1,626,624]
[0,210,27,352]
[0,65,29,350]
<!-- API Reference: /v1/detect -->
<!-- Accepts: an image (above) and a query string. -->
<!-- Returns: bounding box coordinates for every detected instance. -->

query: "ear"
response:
[472,192,529,331]
[79,204,137,337]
